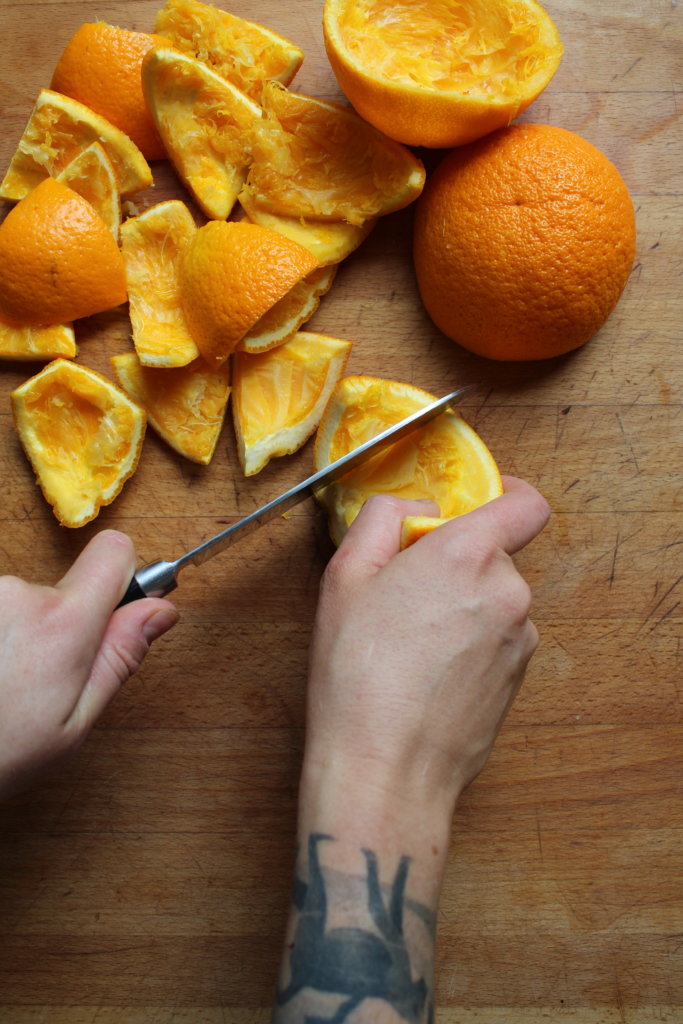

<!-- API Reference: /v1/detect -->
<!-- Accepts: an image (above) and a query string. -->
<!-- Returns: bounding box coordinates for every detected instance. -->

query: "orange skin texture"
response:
[51,22,167,160]
[179,220,319,368]
[413,124,636,361]
[0,178,127,328]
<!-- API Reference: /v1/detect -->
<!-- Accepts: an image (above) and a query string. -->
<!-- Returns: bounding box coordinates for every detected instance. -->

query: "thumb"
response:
[71,598,178,734]
[331,494,440,582]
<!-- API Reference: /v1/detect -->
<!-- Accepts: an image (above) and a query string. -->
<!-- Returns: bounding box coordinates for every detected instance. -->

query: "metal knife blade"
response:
[118,384,474,605]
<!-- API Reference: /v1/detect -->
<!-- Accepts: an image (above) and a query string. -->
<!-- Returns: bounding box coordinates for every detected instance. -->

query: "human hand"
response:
[303,477,550,815]
[0,530,178,800]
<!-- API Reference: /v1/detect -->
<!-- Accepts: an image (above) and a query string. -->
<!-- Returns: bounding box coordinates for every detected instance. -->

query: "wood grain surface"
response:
[0,0,681,1021]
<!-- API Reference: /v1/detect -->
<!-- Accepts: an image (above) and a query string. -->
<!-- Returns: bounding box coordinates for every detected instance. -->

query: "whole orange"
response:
[51,21,166,160]
[413,124,636,361]
[0,177,127,327]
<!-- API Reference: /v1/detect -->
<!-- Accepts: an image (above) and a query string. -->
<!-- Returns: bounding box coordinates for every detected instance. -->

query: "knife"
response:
[118,384,473,605]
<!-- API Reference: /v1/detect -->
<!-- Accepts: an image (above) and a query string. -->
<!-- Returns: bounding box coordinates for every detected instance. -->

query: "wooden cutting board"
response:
[0,1,681,1021]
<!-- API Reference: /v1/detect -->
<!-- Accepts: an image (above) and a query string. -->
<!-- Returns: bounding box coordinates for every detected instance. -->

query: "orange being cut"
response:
[400,515,450,549]
[0,89,152,202]
[178,220,319,368]
[413,124,637,361]
[0,177,127,328]
[323,0,563,148]
[239,266,337,354]
[242,82,426,227]
[239,190,376,266]
[314,376,503,545]
[50,21,167,160]
[112,352,230,466]
[142,44,262,220]
[154,0,303,102]
[0,322,76,362]
[232,331,352,476]
[56,142,121,239]
[11,359,146,527]
[120,199,199,368]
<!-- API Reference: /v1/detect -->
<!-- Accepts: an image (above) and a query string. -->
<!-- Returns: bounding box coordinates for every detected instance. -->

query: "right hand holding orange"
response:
[303,477,550,810]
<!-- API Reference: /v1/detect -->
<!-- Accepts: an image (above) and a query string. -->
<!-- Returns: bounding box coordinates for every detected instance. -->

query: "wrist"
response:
[298,746,458,885]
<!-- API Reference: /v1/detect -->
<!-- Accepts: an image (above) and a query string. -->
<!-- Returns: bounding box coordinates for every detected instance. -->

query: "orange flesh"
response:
[336,0,557,96]
[154,0,302,100]
[146,53,258,215]
[246,85,424,225]
[235,340,336,447]
[321,380,501,526]
[14,367,144,526]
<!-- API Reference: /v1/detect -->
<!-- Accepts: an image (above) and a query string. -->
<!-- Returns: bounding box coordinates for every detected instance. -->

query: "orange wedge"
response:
[239,266,337,354]
[314,376,503,545]
[142,45,262,220]
[0,89,152,201]
[242,82,426,227]
[232,331,352,476]
[57,142,121,239]
[11,359,146,527]
[323,0,563,148]
[0,322,76,362]
[120,199,199,368]
[0,177,127,329]
[112,352,230,466]
[239,190,376,266]
[179,220,319,368]
[154,0,303,102]
[400,515,450,549]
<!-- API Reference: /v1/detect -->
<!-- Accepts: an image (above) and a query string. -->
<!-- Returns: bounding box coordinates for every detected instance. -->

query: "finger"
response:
[56,530,138,631]
[456,476,551,555]
[71,598,179,733]
[334,494,440,576]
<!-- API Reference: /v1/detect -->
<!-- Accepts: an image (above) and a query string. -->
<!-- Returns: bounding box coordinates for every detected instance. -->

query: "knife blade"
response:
[118,384,474,605]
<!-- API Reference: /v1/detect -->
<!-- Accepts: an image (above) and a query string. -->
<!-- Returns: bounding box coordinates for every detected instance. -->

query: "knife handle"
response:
[116,560,179,607]
[117,575,149,607]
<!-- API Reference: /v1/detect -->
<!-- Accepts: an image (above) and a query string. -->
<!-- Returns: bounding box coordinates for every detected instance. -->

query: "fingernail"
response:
[143,608,179,643]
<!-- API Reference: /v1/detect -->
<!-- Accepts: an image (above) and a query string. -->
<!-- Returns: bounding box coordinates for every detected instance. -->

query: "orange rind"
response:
[11,359,146,527]
[232,330,352,476]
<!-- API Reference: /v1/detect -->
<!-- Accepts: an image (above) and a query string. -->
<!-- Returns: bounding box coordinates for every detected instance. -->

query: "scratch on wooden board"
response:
[638,574,683,636]
[615,411,642,474]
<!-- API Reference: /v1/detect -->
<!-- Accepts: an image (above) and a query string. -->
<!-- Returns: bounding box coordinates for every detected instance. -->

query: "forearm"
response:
[273,754,457,1023]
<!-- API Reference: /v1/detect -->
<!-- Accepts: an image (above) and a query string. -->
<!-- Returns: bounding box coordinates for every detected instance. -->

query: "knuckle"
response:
[500,573,534,621]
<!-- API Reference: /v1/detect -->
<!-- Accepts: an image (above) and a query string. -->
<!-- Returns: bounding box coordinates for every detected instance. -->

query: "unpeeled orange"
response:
[178,220,319,368]
[314,376,503,545]
[50,21,167,160]
[323,0,563,148]
[413,124,636,361]
[0,177,127,328]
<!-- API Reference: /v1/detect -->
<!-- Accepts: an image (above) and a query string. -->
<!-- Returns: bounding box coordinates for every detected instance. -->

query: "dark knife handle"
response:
[116,561,179,608]
[117,576,149,607]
